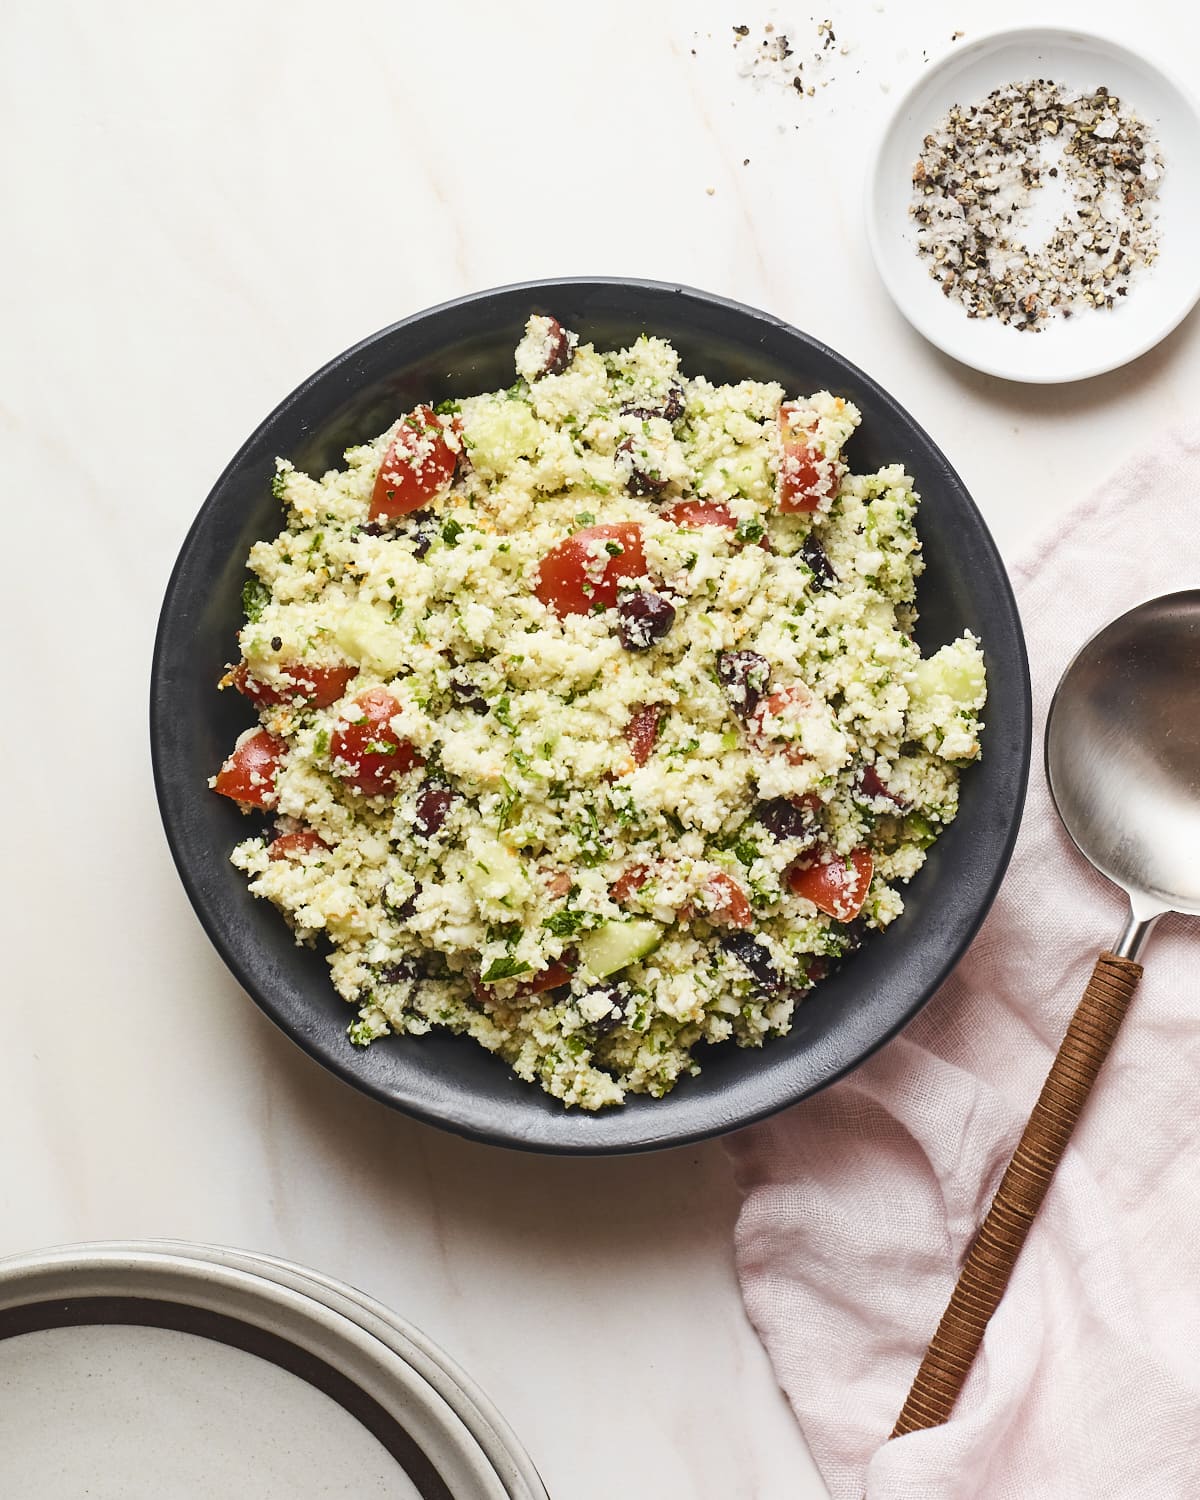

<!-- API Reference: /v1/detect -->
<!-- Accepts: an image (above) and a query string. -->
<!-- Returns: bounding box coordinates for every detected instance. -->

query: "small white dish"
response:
[866,27,1200,383]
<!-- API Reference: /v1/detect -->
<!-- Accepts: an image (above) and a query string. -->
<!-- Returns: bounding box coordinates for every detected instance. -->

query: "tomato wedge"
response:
[214,729,287,810]
[624,704,664,767]
[473,956,576,1001]
[330,688,422,796]
[662,499,736,530]
[611,864,653,905]
[370,405,458,521]
[697,872,754,929]
[267,829,329,861]
[534,523,647,617]
[749,683,816,765]
[661,501,770,550]
[787,848,873,921]
[231,661,357,709]
[777,402,840,514]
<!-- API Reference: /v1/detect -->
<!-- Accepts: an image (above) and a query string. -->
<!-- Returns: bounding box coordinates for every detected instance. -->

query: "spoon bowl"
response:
[1047,590,1200,922]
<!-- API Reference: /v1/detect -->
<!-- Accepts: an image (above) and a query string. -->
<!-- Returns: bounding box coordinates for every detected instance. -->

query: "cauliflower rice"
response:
[212,315,987,1111]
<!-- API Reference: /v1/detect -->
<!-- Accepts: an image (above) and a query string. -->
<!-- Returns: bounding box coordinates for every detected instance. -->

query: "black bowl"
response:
[151,278,1030,1153]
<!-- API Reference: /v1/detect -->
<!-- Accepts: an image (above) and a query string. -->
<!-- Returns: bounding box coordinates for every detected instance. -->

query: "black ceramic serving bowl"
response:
[152,278,1031,1154]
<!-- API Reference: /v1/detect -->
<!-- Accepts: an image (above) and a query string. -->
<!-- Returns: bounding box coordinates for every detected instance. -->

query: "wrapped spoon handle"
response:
[891,949,1144,1437]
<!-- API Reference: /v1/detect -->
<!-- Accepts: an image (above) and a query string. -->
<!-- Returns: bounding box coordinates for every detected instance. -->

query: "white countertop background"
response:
[5,2,1200,1495]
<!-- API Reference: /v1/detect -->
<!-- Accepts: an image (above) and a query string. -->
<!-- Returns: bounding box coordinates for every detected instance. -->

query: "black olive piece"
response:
[357,521,385,537]
[660,384,686,423]
[270,636,283,652]
[407,510,439,558]
[839,916,868,954]
[537,316,575,377]
[582,983,628,1039]
[617,592,676,651]
[448,671,489,714]
[616,436,669,496]
[716,649,771,718]
[378,958,421,984]
[388,887,419,921]
[414,780,455,837]
[619,384,685,425]
[720,932,783,992]
[756,797,819,842]
[800,533,836,589]
[854,763,908,811]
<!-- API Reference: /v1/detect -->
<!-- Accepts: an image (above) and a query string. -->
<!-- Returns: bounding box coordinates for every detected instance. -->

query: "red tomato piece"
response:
[787,848,874,922]
[231,661,357,709]
[213,729,287,810]
[370,405,458,521]
[661,500,771,550]
[698,872,754,929]
[267,829,329,861]
[473,956,576,1002]
[777,402,840,514]
[611,864,653,905]
[541,869,573,899]
[330,688,422,797]
[749,683,816,765]
[662,499,736,530]
[624,704,664,767]
[513,958,576,999]
[533,523,647,617]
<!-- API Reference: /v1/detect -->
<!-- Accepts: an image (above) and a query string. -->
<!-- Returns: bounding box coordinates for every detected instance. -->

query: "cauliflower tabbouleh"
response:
[212,315,986,1110]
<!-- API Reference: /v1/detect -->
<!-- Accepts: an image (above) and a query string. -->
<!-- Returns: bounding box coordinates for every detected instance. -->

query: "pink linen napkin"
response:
[727,425,1200,1500]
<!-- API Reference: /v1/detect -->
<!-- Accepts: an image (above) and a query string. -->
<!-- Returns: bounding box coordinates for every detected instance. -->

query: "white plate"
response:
[0,1243,532,1500]
[866,26,1200,382]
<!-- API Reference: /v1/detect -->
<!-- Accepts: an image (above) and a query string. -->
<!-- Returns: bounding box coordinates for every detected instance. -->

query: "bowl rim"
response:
[151,275,1032,1153]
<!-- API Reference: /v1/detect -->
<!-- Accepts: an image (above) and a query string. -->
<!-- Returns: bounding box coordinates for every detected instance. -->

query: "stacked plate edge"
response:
[0,1239,548,1500]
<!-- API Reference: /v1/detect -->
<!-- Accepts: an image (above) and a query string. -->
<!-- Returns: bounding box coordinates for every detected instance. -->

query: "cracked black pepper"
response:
[910,80,1163,330]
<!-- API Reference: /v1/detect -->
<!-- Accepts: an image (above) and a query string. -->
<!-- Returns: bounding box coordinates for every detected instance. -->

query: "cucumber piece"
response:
[335,601,408,677]
[462,399,542,476]
[909,637,985,710]
[465,836,528,905]
[578,919,663,980]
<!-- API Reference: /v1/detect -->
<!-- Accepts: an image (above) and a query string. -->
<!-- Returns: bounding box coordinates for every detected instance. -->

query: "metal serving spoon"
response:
[892,590,1200,1436]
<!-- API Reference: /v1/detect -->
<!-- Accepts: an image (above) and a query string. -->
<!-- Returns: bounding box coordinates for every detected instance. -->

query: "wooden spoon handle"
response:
[891,950,1143,1437]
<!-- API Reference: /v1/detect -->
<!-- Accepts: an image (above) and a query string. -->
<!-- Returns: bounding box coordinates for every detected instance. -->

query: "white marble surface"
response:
[5,2,1200,1496]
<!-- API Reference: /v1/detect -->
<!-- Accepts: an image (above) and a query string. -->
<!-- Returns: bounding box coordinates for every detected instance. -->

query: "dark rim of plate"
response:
[0,1297,451,1495]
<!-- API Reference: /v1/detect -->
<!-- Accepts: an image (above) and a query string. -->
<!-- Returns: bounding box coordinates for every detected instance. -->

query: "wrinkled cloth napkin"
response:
[727,426,1200,1500]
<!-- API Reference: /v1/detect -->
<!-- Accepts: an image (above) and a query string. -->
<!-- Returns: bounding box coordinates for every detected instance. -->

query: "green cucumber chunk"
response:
[578,919,664,980]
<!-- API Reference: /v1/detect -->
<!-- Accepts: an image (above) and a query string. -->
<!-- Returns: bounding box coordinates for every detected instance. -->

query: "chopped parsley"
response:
[542,910,589,937]
[496,778,521,832]
[734,517,765,544]
[481,956,532,983]
[242,578,270,623]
